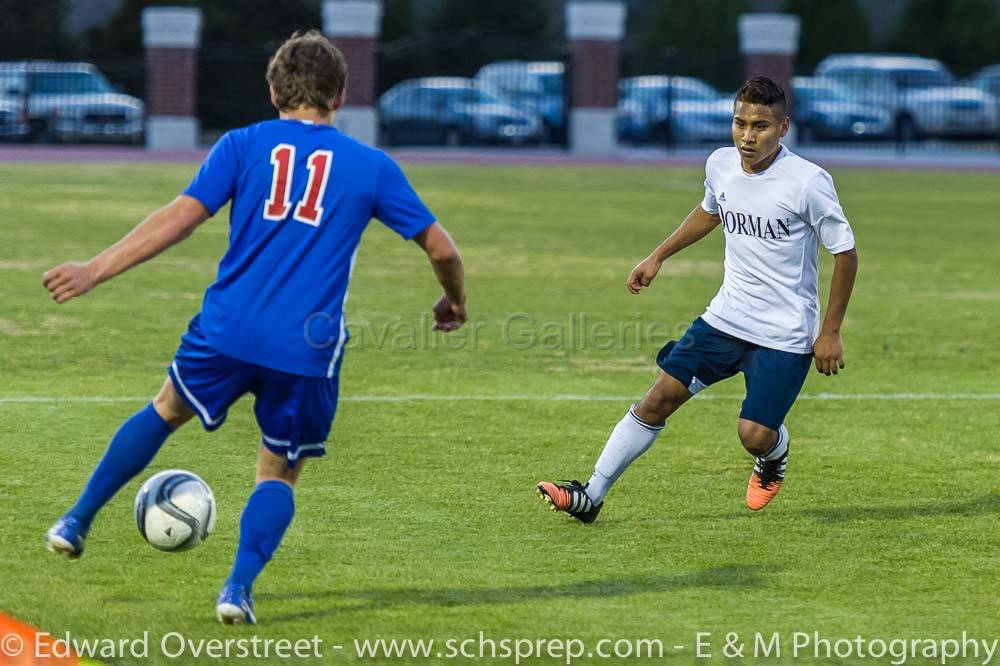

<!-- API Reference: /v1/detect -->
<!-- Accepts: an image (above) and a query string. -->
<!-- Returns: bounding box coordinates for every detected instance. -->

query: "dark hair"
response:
[266,30,348,116]
[734,76,786,116]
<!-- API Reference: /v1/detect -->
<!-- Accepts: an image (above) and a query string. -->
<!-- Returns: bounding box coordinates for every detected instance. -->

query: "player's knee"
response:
[636,374,689,424]
[635,393,680,426]
[738,420,776,456]
[152,391,194,429]
[256,448,305,486]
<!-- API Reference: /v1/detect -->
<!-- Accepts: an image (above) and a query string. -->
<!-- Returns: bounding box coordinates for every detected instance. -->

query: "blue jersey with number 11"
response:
[182,119,435,378]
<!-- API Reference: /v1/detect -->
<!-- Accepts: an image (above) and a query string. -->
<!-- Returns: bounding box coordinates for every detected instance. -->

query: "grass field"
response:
[1,160,999,665]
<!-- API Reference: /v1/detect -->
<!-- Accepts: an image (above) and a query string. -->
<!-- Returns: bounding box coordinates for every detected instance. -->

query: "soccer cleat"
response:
[45,515,89,559]
[746,449,788,511]
[216,583,257,625]
[536,480,602,523]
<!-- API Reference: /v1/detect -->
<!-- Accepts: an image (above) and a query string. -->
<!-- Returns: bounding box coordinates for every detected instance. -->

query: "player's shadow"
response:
[261,564,769,624]
[686,493,1000,524]
[794,492,1000,524]
[676,493,1000,526]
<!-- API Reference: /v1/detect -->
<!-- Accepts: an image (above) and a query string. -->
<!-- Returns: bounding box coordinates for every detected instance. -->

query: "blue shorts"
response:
[168,317,342,467]
[656,317,812,430]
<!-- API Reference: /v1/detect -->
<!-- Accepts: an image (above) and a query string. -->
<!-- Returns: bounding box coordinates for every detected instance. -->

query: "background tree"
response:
[378,0,435,93]
[785,0,871,73]
[888,0,1000,75]
[0,0,75,59]
[422,0,561,77]
[86,0,323,130]
[629,0,748,90]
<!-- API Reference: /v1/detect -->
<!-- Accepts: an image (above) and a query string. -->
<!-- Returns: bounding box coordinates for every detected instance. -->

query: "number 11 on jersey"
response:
[263,143,333,227]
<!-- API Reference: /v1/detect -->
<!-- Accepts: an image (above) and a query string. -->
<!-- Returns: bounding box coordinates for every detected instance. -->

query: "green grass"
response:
[1,161,998,664]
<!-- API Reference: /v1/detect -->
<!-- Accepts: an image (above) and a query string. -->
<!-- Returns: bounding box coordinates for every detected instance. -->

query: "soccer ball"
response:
[134,469,216,552]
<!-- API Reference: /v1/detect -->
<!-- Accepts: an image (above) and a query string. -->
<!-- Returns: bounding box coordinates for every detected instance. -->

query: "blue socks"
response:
[67,402,295,593]
[68,403,174,527]
[227,480,295,592]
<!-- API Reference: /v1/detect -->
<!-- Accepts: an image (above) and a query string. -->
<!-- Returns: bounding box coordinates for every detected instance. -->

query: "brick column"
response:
[323,0,381,146]
[142,7,202,149]
[738,13,800,125]
[565,1,626,155]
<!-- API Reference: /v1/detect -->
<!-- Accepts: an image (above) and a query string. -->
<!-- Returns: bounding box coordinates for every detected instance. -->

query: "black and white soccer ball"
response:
[134,469,217,552]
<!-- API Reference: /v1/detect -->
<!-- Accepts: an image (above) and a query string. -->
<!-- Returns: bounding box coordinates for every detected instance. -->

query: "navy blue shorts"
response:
[656,317,812,430]
[168,317,342,467]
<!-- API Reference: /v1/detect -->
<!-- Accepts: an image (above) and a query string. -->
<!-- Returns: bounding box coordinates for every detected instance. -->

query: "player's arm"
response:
[43,195,210,304]
[412,221,467,331]
[626,204,721,294]
[813,247,859,376]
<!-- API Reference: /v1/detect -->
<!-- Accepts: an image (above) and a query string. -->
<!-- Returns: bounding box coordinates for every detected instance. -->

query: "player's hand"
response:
[626,256,662,294]
[43,262,98,304]
[432,294,467,332]
[813,331,845,376]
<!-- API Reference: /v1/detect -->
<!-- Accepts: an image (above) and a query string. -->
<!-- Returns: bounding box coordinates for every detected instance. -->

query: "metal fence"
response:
[0,60,144,144]
[376,59,569,148]
[619,53,1000,154]
[3,49,998,154]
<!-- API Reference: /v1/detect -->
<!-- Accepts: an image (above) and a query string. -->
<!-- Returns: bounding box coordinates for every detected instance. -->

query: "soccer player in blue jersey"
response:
[42,31,467,625]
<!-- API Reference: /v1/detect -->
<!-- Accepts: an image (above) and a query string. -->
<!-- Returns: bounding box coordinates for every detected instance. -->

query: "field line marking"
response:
[2,392,1000,404]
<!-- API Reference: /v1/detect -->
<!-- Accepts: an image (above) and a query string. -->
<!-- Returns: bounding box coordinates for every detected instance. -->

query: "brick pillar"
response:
[738,13,799,135]
[565,1,626,155]
[142,7,202,149]
[323,0,381,146]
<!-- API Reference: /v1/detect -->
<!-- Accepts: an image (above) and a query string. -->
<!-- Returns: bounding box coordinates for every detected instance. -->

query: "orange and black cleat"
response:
[746,449,788,511]
[536,480,602,523]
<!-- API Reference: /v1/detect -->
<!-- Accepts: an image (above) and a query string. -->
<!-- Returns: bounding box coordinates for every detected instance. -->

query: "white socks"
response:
[585,405,664,505]
[762,424,789,461]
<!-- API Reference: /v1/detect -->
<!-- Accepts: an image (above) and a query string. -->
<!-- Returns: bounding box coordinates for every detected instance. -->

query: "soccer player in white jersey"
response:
[538,77,859,520]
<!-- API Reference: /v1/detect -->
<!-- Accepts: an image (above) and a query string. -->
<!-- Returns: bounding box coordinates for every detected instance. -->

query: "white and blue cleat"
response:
[216,583,257,625]
[45,515,89,559]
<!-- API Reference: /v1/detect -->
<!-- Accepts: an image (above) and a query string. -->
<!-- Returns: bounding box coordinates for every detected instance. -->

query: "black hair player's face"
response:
[732,101,789,170]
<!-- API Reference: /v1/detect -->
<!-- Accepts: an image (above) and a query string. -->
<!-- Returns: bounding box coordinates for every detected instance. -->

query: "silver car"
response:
[792,76,892,141]
[969,65,1000,99]
[0,96,29,141]
[969,65,1000,120]
[475,61,565,142]
[379,78,542,146]
[0,61,144,143]
[617,76,733,144]
[814,54,999,140]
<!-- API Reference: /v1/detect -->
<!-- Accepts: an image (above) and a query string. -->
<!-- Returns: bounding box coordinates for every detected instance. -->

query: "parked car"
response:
[0,62,144,143]
[617,76,732,144]
[0,96,29,141]
[791,76,892,141]
[474,61,564,142]
[378,77,542,146]
[814,54,999,140]
[969,65,1000,115]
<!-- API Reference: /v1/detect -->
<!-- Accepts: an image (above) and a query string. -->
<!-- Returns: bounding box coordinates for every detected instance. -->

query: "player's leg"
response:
[739,346,812,510]
[538,371,688,522]
[45,378,193,559]
[48,318,251,559]
[217,366,339,625]
[587,371,691,497]
[538,317,742,522]
[217,447,305,625]
[737,419,783,456]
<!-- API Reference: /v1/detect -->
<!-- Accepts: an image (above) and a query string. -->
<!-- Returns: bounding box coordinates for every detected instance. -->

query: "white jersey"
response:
[699,145,855,354]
